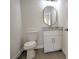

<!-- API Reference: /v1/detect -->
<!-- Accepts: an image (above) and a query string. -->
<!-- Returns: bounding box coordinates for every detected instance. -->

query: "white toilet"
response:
[24,32,37,59]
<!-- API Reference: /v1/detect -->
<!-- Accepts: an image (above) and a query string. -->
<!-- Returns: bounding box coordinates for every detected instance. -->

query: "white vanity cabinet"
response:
[43,31,62,53]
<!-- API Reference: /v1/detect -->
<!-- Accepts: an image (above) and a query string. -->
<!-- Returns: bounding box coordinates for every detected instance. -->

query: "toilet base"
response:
[27,49,35,59]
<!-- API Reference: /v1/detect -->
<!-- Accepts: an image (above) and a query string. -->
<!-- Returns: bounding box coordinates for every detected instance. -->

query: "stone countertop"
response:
[42,27,63,31]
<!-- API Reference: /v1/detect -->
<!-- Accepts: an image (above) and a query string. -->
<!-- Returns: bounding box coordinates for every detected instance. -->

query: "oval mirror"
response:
[43,6,57,26]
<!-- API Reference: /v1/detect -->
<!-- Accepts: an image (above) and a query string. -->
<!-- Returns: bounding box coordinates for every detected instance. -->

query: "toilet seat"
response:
[24,41,36,50]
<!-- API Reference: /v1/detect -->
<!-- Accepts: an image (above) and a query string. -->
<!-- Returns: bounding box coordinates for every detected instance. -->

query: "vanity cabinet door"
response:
[44,37,54,53]
[53,35,61,51]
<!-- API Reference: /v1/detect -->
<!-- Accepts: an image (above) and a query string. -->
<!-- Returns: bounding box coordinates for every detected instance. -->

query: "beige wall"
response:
[63,31,68,59]
[21,0,45,32]
[10,0,23,59]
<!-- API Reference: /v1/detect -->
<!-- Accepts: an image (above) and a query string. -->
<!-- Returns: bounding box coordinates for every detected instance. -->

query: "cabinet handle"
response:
[54,39,55,43]
[52,38,55,48]
[52,38,55,43]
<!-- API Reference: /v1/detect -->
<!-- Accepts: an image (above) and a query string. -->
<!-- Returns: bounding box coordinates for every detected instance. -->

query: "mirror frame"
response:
[43,6,57,27]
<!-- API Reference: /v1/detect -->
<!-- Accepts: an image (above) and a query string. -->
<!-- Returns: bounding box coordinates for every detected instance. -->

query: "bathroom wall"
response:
[10,0,23,59]
[21,0,64,48]
[63,31,68,59]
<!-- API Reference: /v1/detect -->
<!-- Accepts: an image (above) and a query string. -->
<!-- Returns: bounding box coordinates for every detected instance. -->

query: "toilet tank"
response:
[26,31,38,41]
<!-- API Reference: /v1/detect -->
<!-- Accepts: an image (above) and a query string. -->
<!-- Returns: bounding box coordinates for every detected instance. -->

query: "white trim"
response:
[12,47,24,59]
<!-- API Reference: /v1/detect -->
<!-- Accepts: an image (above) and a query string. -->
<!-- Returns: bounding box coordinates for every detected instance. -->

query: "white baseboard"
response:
[12,47,24,59]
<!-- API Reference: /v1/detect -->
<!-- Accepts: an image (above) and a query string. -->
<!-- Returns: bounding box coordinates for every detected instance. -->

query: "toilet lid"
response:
[24,41,36,46]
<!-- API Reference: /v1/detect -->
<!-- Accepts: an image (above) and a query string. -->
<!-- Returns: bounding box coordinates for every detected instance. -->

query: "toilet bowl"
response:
[24,41,36,59]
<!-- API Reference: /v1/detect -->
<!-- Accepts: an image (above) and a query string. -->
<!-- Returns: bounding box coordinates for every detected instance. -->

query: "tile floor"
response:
[18,49,66,59]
